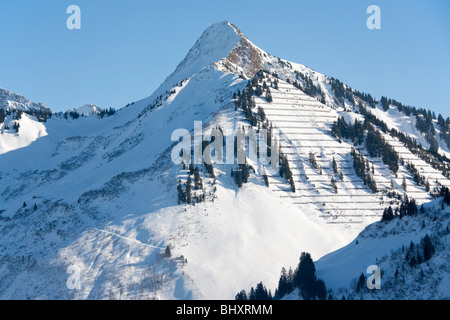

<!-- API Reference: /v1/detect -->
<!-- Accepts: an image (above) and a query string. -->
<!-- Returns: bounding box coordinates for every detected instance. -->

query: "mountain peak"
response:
[164,21,264,87]
[169,21,243,78]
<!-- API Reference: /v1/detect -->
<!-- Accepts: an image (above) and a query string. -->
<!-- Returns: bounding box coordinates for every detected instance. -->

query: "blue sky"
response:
[1,0,449,116]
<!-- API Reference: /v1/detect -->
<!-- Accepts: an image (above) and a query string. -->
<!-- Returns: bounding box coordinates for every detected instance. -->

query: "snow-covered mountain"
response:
[0,21,449,300]
[0,87,50,113]
[66,104,103,117]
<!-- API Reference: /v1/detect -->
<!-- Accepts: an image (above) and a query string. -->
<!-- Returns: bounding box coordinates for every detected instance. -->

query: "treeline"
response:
[138,78,189,118]
[235,282,272,301]
[331,116,365,145]
[236,252,329,301]
[281,62,449,160]
[381,196,418,221]
[437,114,450,150]
[346,104,450,178]
[233,71,276,135]
[99,108,116,118]
[292,71,326,104]
[328,76,375,108]
[416,114,439,155]
[382,187,450,223]
[279,151,295,192]
[380,95,450,157]
[390,124,450,178]
[405,234,436,268]
[405,162,430,192]
[332,116,399,174]
[232,71,281,189]
[381,95,437,121]
[177,162,215,205]
[362,101,443,162]
[62,108,116,120]
[0,108,52,125]
[351,147,378,193]
[365,124,399,174]
[233,70,273,127]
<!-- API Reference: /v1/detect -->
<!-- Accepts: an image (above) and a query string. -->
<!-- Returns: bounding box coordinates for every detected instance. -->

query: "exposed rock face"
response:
[220,37,265,78]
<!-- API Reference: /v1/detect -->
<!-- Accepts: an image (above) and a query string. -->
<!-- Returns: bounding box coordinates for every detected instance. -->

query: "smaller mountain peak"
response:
[67,104,102,116]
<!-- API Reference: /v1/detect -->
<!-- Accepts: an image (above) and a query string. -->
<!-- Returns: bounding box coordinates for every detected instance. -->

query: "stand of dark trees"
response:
[236,252,328,301]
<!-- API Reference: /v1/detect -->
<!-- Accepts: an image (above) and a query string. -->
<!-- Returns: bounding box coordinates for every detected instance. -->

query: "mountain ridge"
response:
[0,87,51,113]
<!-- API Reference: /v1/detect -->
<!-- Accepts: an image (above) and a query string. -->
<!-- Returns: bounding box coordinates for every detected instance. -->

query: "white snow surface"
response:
[0,113,48,154]
[0,21,449,300]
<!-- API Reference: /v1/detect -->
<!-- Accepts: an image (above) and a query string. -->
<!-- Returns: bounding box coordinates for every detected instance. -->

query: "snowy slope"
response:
[0,112,48,154]
[315,197,450,299]
[0,21,449,300]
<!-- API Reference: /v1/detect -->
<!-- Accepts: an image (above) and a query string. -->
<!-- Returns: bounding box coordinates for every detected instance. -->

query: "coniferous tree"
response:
[273,79,279,90]
[235,290,247,300]
[315,279,327,300]
[249,287,256,300]
[177,180,184,204]
[193,167,202,190]
[254,282,271,300]
[204,162,215,178]
[293,252,317,300]
[289,177,296,193]
[165,245,171,258]
[186,177,192,204]
[331,178,338,194]
[231,167,243,188]
[356,273,366,292]
[402,177,408,192]
[382,206,394,221]
[263,174,269,187]
[443,187,450,205]
[422,234,435,261]
[409,256,417,268]
[332,157,338,174]
[13,122,20,133]
[276,267,289,299]
[241,163,250,184]
[309,152,318,171]
[265,90,273,103]
[258,106,266,123]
